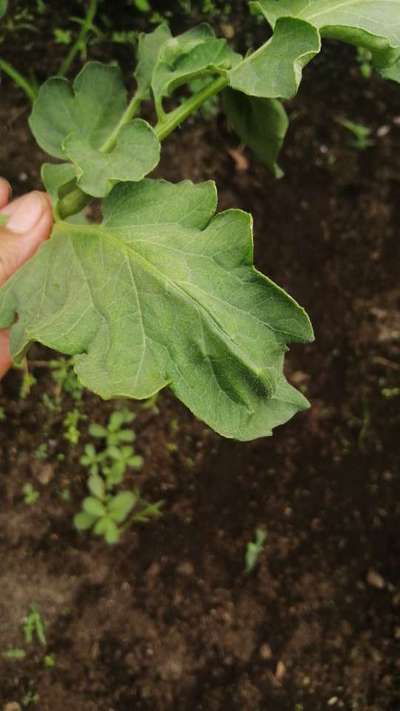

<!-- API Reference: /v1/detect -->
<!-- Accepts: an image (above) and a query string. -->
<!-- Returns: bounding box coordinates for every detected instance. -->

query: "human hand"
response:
[0,178,53,378]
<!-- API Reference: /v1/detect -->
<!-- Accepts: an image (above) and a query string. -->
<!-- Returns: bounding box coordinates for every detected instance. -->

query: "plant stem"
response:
[0,59,37,103]
[57,75,229,220]
[57,187,91,221]
[155,75,228,141]
[58,0,98,77]
[100,93,144,153]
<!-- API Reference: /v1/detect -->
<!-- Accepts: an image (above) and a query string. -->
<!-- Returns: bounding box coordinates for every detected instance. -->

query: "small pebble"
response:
[367,569,385,589]
[259,643,272,660]
[275,660,286,681]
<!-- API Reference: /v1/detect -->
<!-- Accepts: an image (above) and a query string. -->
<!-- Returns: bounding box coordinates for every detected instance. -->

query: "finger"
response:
[0,191,53,287]
[0,178,12,209]
[0,329,11,379]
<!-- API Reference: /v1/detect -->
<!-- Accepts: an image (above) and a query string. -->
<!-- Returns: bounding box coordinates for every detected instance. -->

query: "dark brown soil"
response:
[0,3,399,710]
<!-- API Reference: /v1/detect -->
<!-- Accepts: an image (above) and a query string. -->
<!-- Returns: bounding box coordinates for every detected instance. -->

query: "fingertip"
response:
[0,330,11,380]
[0,178,12,209]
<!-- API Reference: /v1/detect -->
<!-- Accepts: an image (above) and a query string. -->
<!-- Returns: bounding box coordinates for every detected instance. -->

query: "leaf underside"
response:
[151,23,242,113]
[0,179,313,441]
[223,89,289,178]
[29,62,160,198]
[239,0,400,99]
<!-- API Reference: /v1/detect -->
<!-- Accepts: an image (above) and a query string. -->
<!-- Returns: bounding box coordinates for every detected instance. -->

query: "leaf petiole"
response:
[154,74,228,141]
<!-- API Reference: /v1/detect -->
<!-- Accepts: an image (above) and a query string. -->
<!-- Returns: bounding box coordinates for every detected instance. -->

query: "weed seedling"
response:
[2,647,26,661]
[43,653,56,668]
[245,528,267,574]
[23,605,47,646]
[22,483,40,506]
[89,408,136,448]
[0,406,5,422]
[63,408,86,445]
[50,357,84,401]
[34,443,48,461]
[337,117,374,150]
[356,47,373,79]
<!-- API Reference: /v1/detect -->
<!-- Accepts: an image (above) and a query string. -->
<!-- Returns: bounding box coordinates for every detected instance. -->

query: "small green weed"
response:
[245,528,267,573]
[74,478,162,544]
[54,28,72,45]
[23,605,46,646]
[356,47,373,79]
[0,406,5,422]
[22,483,40,506]
[75,407,162,543]
[34,443,48,461]
[63,408,86,445]
[2,647,26,661]
[43,653,56,668]
[337,117,374,150]
[50,357,84,401]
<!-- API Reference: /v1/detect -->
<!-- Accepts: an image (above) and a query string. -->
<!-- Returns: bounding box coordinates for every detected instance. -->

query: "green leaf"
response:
[108,491,137,523]
[379,54,400,83]
[152,24,241,114]
[223,89,288,178]
[89,423,107,438]
[41,163,76,204]
[82,496,106,518]
[135,23,172,97]
[0,179,313,441]
[88,473,105,499]
[74,511,96,531]
[0,0,8,19]
[104,518,120,544]
[229,17,321,99]
[255,0,400,77]
[130,455,144,470]
[29,62,160,198]
[30,63,127,159]
[63,120,160,198]
[257,0,400,47]
[93,516,109,536]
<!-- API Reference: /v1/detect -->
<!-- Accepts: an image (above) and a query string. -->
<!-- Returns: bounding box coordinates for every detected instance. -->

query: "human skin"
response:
[0,178,53,378]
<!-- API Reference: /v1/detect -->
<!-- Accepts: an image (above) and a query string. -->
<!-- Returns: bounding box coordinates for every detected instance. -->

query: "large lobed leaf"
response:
[234,0,400,99]
[29,62,160,198]
[0,179,313,441]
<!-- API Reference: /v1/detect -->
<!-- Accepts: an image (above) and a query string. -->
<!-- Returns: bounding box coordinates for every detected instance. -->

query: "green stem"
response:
[57,75,229,220]
[0,59,37,103]
[155,75,228,141]
[57,187,91,221]
[58,0,98,77]
[100,92,144,153]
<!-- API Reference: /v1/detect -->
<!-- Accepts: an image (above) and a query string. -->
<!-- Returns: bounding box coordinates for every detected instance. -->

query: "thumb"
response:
[0,191,53,287]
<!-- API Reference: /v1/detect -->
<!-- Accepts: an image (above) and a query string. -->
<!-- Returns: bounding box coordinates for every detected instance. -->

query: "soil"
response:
[0,3,399,710]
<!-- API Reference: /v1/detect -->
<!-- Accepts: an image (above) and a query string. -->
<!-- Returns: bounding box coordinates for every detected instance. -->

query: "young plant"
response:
[245,528,267,573]
[74,475,162,544]
[50,357,84,401]
[23,605,47,647]
[337,117,374,151]
[76,406,160,543]
[22,483,40,506]
[63,408,86,445]
[0,2,399,440]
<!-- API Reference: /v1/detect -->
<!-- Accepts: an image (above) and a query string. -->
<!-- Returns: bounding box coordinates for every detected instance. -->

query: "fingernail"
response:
[7,192,46,234]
